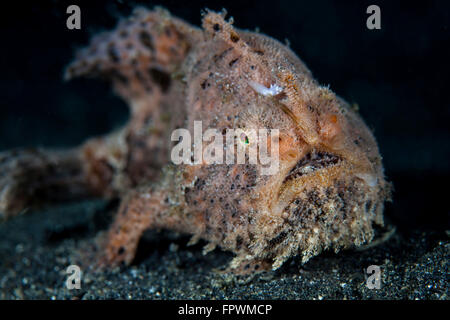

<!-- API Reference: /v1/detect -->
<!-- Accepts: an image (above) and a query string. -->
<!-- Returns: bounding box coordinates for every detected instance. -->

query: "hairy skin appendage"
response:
[0,8,390,273]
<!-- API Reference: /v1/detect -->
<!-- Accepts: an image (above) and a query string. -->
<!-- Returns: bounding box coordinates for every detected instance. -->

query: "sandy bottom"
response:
[0,200,447,300]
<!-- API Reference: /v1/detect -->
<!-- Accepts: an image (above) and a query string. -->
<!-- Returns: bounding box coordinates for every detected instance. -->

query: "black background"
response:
[0,0,448,233]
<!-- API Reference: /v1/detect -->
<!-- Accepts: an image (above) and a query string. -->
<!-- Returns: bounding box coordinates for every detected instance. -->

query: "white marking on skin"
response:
[356,173,378,188]
[248,80,283,96]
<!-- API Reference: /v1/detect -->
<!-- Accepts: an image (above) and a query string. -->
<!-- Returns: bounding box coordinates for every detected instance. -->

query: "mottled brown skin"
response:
[0,8,390,273]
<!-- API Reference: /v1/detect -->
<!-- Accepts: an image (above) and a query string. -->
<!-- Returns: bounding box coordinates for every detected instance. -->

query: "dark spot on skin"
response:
[308,190,321,206]
[213,47,233,62]
[253,49,264,55]
[213,23,220,32]
[268,232,288,250]
[277,91,288,100]
[254,264,260,270]
[184,188,192,204]
[201,79,207,89]
[292,202,306,216]
[339,195,349,220]
[135,70,146,84]
[235,236,243,249]
[119,30,128,38]
[118,247,125,255]
[230,32,240,43]
[250,65,255,70]
[108,70,128,85]
[120,203,129,217]
[229,57,239,67]
[194,178,205,190]
[139,31,154,51]
[107,44,120,63]
[149,68,171,92]
[244,264,250,270]
[365,200,372,212]
[134,70,152,92]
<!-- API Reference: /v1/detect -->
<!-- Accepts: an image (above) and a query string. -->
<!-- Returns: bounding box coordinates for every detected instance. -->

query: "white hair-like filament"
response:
[248,80,283,97]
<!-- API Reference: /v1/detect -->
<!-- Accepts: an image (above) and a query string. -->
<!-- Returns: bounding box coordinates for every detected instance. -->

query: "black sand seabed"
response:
[0,199,448,300]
